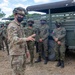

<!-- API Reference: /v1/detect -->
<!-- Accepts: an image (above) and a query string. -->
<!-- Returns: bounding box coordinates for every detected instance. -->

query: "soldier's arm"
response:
[33,28,36,34]
[32,28,36,38]
[42,27,49,40]
[7,26,35,45]
[52,29,56,40]
[52,29,59,42]
[24,27,28,37]
[2,29,7,39]
[58,28,66,41]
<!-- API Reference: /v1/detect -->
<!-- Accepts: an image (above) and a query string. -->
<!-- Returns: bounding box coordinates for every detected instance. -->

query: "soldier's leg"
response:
[60,44,66,68]
[0,41,2,50]
[43,39,49,64]
[28,42,34,66]
[54,43,60,60]
[35,42,43,63]
[35,41,39,53]
[0,44,2,50]
[4,39,9,55]
[29,49,34,66]
[0,37,4,50]
[54,43,61,67]
[1,41,4,51]
[10,55,26,75]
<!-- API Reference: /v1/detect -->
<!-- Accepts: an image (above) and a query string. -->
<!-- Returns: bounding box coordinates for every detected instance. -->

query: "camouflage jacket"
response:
[34,27,40,42]
[7,20,27,55]
[2,27,7,39]
[24,26,35,37]
[0,28,3,40]
[52,27,66,43]
[39,24,49,41]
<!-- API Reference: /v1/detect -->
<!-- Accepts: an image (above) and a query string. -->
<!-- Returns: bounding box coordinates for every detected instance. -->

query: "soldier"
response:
[7,7,35,75]
[34,27,40,53]
[35,18,49,64]
[21,21,26,28]
[2,23,9,55]
[0,24,4,50]
[52,21,66,68]
[24,19,35,66]
[6,22,10,28]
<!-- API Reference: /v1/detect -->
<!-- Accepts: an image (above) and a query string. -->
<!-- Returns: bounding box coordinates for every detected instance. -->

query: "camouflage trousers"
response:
[38,39,49,58]
[0,41,4,50]
[54,42,66,61]
[35,41,39,53]
[10,54,26,75]
[27,41,34,64]
[3,39,9,55]
[0,37,4,50]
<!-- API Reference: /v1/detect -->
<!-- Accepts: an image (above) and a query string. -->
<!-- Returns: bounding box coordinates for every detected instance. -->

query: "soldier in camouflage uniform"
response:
[7,7,35,75]
[24,19,35,66]
[0,24,4,50]
[35,18,49,64]
[52,21,66,68]
[2,23,9,55]
[34,27,40,53]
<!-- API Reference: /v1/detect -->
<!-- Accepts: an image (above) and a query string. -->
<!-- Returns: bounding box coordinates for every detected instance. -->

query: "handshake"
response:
[26,34,36,41]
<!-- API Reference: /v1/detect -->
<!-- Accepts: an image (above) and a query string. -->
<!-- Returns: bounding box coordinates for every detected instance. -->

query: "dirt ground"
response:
[0,50,75,75]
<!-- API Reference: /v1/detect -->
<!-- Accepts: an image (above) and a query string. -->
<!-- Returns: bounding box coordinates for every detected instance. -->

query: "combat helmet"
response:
[40,17,47,25]
[55,20,62,25]
[40,17,47,21]
[55,20,62,28]
[27,18,34,24]
[13,7,27,16]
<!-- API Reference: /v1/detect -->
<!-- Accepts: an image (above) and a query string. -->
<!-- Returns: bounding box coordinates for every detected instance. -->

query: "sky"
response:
[0,0,66,18]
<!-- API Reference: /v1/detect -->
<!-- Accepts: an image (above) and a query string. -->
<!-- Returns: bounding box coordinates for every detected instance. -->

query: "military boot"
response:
[60,60,64,68]
[35,56,41,63]
[56,60,61,67]
[44,57,48,64]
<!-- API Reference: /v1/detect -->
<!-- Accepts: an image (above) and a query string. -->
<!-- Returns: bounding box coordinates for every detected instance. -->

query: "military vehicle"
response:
[26,0,75,60]
[2,17,14,20]
[26,0,75,51]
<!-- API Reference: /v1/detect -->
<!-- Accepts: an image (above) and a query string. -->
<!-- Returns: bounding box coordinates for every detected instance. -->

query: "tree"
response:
[0,8,6,18]
[8,14,14,18]
[27,13,41,20]
[28,13,41,18]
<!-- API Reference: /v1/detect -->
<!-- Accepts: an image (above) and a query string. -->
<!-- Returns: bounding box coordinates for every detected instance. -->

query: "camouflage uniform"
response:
[39,25,49,58]
[2,27,9,55]
[52,21,66,68]
[7,7,27,75]
[7,20,27,75]
[24,26,35,65]
[0,27,4,50]
[35,18,49,64]
[34,27,40,53]
[52,27,66,61]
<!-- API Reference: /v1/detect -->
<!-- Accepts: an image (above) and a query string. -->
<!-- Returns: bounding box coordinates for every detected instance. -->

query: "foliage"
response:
[8,14,14,18]
[27,13,41,19]
[0,8,6,18]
